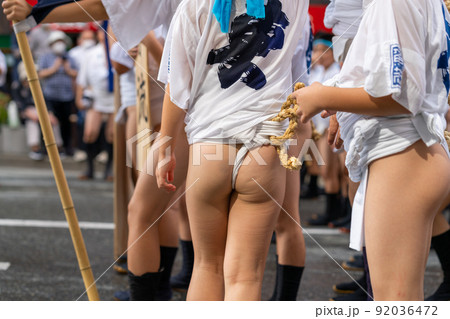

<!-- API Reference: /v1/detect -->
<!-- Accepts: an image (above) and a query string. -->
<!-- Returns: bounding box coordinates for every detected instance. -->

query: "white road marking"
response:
[0,219,114,230]
[0,218,342,235]
[0,262,11,271]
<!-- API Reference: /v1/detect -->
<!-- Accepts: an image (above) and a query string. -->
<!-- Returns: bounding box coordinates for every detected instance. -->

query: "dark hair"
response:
[314,31,333,43]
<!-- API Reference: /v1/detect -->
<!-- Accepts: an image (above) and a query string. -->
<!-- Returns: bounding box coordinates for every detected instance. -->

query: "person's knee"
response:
[83,130,97,144]
[127,195,153,228]
[194,255,225,276]
[224,264,262,287]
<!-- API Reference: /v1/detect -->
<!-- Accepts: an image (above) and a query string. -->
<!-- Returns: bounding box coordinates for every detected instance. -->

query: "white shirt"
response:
[77,44,114,113]
[0,50,6,87]
[332,0,450,250]
[291,17,312,86]
[102,0,181,50]
[337,0,449,131]
[110,41,165,125]
[310,62,341,134]
[159,0,309,144]
[310,62,340,85]
[324,0,363,38]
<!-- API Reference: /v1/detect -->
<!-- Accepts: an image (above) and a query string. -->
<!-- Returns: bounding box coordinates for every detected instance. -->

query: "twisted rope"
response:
[270,82,304,170]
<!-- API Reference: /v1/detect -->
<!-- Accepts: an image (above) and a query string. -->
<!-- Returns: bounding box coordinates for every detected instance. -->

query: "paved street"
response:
[0,154,444,301]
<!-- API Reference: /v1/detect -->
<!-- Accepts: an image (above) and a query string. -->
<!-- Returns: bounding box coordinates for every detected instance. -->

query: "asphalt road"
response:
[0,154,444,301]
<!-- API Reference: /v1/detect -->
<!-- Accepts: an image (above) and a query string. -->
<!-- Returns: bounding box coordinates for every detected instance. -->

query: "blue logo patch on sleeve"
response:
[390,44,403,89]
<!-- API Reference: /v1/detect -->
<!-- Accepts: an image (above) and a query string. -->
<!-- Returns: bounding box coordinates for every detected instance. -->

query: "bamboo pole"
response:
[14,24,100,301]
[113,73,129,259]
[135,43,152,172]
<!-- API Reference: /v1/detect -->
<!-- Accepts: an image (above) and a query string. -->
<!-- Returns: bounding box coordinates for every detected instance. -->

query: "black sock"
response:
[432,229,450,282]
[326,193,342,220]
[269,255,279,301]
[85,142,97,177]
[104,142,113,179]
[362,247,374,301]
[309,175,318,192]
[128,271,161,301]
[170,240,194,289]
[157,246,178,300]
[273,263,304,301]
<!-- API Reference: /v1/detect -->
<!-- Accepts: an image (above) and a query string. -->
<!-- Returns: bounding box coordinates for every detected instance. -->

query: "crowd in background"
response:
[0,25,113,180]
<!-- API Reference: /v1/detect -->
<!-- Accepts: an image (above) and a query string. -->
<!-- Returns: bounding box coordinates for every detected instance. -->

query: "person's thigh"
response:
[127,130,189,273]
[223,145,286,300]
[83,109,103,143]
[365,141,450,300]
[185,144,234,260]
[185,143,235,300]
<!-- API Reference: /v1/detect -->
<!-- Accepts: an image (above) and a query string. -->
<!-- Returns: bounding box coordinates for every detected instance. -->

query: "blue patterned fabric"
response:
[213,0,266,33]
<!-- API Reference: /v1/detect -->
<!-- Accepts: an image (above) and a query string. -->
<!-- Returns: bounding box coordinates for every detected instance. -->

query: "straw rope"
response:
[311,121,321,142]
[270,82,304,170]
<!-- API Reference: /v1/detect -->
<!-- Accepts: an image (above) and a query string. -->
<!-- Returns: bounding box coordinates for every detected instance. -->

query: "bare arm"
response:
[156,84,186,192]
[63,60,78,78]
[111,61,130,76]
[141,31,163,66]
[2,0,107,23]
[293,82,411,123]
[75,84,85,110]
[38,57,63,79]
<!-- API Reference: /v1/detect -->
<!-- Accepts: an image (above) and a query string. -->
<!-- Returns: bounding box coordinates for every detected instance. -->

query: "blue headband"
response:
[213,0,266,33]
[313,39,333,49]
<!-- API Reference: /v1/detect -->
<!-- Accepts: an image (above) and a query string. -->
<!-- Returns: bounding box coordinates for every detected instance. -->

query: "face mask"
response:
[81,39,96,49]
[51,42,66,56]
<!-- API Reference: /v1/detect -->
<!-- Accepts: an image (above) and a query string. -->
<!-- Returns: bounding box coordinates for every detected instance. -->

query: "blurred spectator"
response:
[29,25,52,61]
[69,29,97,68]
[69,29,97,162]
[76,29,114,180]
[13,61,63,161]
[38,31,78,156]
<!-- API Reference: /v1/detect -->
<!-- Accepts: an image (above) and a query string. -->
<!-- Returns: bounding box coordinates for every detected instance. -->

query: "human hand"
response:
[293,82,325,123]
[156,150,177,192]
[53,57,63,70]
[128,47,138,60]
[2,0,32,22]
[63,60,72,73]
[327,114,343,149]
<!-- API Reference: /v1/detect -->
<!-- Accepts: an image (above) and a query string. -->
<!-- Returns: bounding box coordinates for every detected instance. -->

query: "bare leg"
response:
[365,141,450,300]
[159,185,185,248]
[185,144,234,301]
[83,108,103,143]
[224,145,286,300]
[318,133,340,194]
[127,131,188,275]
[125,106,139,184]
[176,183,191,241]
[433,209,450,237]
[275,126,308,267]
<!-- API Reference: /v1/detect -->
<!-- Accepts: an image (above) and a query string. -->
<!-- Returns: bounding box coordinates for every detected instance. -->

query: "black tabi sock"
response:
[128,271,161,301]
[272,263,304,301]
[269,255,279,301]
[104,142,113,179]
[309,175,318,192]
[432,229,450,282]
[326,193,342,220]
[362,247,374,301]
[157,246,178,300]
[171,240,194,289]
[85,142,98,177]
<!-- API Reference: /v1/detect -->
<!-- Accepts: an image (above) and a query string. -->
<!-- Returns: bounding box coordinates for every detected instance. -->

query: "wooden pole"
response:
[14,25,100,301]
[113,74,129,259]
[135,43,152,172]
